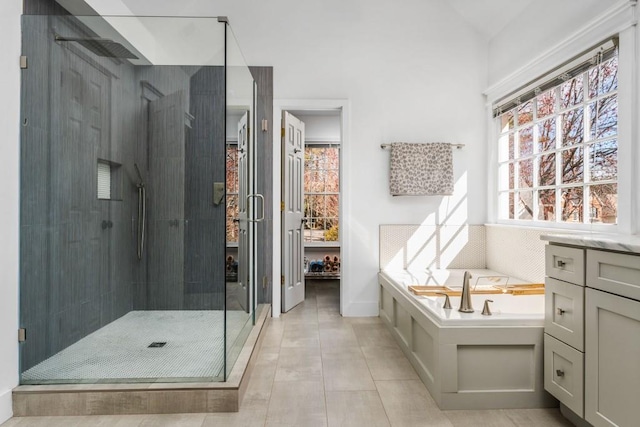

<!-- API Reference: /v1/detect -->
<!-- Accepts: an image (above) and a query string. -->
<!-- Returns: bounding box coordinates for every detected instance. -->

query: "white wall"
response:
[0,1,22,423]
[80,0,489,316]
[291,112,340,142]
[487,0,620,86]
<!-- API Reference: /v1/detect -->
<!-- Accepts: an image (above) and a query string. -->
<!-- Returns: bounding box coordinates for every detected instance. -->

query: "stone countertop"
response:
[541,233,640,255]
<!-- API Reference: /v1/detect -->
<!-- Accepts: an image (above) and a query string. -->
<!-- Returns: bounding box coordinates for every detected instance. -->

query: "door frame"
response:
[272,99,349,318]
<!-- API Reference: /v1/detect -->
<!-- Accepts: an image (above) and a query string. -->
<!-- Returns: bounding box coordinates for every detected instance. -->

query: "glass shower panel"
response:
[18,15,244,384]
[224,24,256,379]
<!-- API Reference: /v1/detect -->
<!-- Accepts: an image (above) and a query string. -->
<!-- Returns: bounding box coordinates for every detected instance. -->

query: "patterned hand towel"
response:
[389,142,454,196]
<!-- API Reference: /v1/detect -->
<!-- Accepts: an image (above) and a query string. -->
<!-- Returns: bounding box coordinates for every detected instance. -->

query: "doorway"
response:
[276,104,345,315]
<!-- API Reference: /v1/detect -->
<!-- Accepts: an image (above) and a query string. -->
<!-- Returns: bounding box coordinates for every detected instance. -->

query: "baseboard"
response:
[0,388,13,424]
[342,301,379,317]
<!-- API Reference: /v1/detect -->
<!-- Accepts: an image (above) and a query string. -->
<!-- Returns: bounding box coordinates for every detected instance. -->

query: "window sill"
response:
[488,220,620,234]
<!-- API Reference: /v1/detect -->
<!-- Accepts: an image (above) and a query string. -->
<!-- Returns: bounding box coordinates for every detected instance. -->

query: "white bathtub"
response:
[378,269,555,410]
[380,269,545,326]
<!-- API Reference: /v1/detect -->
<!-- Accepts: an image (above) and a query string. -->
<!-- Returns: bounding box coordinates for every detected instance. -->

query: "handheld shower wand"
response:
[134,163,146,260]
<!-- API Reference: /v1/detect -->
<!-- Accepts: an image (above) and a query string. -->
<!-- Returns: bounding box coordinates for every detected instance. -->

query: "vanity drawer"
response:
[545,245,584,285]
[544,334,584,417]
[586,249,640,301]
[545,277,584,351]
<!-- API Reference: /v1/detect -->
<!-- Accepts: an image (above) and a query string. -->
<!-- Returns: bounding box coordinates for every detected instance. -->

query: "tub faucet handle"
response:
[435,292,452,309]
[481,299,494,316]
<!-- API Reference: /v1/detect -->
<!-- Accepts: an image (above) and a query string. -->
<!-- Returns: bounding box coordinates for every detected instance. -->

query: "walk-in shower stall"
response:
[19,14,264,384]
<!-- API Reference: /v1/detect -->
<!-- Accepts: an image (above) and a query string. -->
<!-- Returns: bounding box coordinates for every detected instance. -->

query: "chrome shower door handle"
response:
[247,193,265,222]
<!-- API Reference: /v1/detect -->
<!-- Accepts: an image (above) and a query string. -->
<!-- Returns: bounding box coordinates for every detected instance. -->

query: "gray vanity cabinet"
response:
[544,242,640,427]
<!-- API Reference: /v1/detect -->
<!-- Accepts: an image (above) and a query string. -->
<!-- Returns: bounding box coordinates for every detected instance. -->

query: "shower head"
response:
[55,35,139,59]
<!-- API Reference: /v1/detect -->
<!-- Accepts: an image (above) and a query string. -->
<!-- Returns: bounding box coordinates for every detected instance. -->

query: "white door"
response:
[237,112,250,312]
[282,112,305,312]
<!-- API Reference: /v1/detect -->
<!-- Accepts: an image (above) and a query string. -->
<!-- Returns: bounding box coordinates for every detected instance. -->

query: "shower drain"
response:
[148,342,167,348]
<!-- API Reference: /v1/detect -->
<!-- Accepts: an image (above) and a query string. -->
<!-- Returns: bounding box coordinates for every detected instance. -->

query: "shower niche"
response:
[18,13,270,386]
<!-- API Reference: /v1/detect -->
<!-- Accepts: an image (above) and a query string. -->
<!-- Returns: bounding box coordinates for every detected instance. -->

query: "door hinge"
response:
[281,275,285,285]
[263,276,268,289]
[280,201,285,211]
[20,56,28,69]
[281,127,285,138]
[261,119,268,132]
[18,328,26,342]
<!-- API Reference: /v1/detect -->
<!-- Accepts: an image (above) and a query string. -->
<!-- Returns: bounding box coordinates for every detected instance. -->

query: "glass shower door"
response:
[224,23,258,379]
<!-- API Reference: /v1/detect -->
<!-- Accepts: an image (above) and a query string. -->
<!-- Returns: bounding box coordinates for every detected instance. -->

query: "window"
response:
[226,143,239,242]
[304,143,339,242]
[495,46,618,225]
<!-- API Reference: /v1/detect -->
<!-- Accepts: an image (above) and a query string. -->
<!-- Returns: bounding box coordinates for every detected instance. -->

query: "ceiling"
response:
[446,0,536,40]
[56,0,539,48]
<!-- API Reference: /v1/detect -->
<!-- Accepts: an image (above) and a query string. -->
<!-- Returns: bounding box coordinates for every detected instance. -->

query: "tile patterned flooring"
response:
[2,282,573,427]
[22,310,250,382]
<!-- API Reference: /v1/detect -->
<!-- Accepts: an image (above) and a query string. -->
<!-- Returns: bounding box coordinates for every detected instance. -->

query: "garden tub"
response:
[378,268,556,410]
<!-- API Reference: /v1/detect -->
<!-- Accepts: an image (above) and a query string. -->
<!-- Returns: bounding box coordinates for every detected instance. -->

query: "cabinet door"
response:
[585,288,640,427]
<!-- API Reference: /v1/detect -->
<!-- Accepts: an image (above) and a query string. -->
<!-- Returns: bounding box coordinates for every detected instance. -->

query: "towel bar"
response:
[380,143,464,149]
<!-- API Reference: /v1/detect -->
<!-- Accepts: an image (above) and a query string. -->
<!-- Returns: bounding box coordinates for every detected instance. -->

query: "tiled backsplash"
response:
[379,224,548,283]
[485,225,548,283]
[379,224,486,270]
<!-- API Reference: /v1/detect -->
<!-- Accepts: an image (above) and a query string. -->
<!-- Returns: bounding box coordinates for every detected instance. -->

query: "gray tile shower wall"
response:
[23,0,69,15]
[19,16,139,371]
[184,67,226,310]
[250,66,274,305]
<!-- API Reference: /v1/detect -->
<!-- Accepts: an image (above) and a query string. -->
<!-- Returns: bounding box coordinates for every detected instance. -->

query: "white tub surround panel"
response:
[378,269,554,410]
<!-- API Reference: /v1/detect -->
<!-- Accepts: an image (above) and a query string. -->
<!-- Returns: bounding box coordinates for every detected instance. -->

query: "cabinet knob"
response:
[556,259,566,268]
[557,308,566,316]
[556,369,565,377]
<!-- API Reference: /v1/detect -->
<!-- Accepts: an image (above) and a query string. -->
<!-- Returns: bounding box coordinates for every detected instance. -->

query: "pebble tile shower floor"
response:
[21,310,249,382]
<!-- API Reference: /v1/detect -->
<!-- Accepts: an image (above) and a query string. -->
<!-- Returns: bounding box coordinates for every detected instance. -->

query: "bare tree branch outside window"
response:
[304,145,340,242]
[497,55,618,225]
